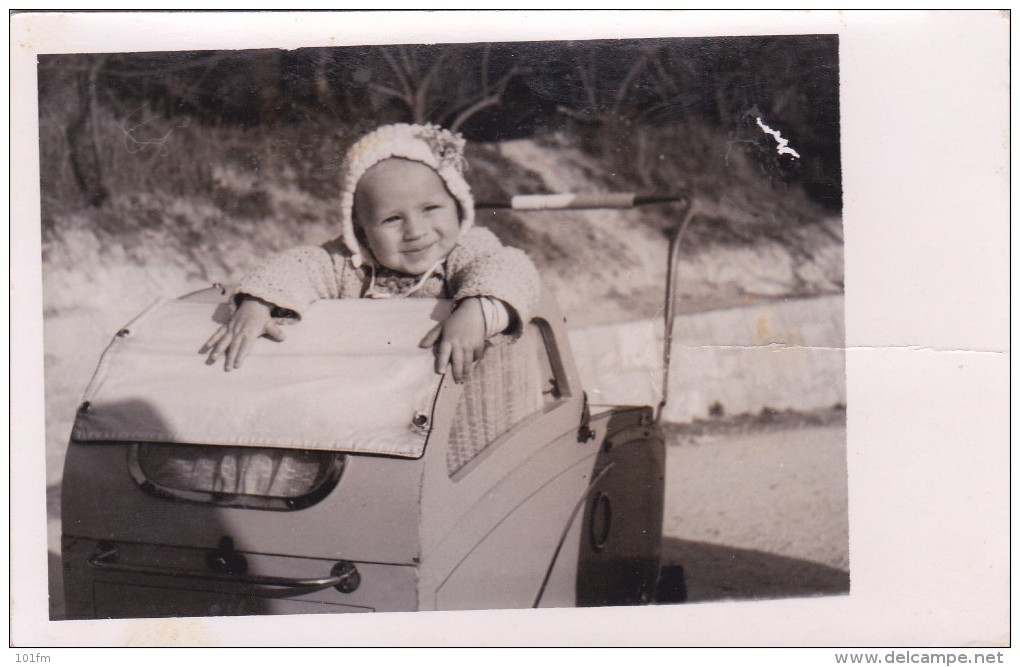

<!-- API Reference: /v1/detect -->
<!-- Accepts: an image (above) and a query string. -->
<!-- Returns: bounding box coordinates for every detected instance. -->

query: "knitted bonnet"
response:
[338,123,475,268]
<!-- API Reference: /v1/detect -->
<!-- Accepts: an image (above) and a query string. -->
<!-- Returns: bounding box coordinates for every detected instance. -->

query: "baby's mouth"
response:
[402,242,435,256]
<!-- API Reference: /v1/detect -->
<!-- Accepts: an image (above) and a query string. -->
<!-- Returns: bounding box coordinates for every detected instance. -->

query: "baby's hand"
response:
[419,298,487,384]
[201,297,287,371]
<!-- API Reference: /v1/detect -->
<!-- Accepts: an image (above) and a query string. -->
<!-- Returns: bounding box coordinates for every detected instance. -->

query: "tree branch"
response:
[449,64,519,132]
[650,51,680,99]
[575,53,598,110]
[369,82,412,107]
[449,94,500,133]
[379,47,413,103]
[412,52,450,123]
[399,46,418,85]
[611,52,649,115]
[480,43,491,90]
[555,104,603,124]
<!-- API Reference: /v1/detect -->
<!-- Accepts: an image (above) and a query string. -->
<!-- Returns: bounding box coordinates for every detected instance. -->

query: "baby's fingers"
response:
[201,325,228,355]
[435,340,453,376]
[419,324,442,349]
[211,324,239,361]
[451,346,467,384]
[228,335,252,371]
[265,322,287,342]
[207,333,235,365]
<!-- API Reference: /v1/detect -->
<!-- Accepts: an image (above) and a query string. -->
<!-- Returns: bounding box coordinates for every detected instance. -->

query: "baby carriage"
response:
[61,193,695,618]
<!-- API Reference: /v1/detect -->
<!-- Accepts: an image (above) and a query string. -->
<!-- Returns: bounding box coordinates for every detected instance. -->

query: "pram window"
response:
[446,322,561,477]
[130,443,344,511]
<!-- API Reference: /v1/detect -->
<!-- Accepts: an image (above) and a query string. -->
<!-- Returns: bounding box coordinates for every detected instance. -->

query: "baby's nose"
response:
[403,215,427,239]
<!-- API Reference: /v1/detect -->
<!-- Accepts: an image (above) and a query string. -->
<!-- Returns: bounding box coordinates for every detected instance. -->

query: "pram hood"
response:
[71,297,452,457]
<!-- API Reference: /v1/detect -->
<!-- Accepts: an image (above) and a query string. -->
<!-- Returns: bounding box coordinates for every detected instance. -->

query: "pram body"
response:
[61,286,666,618]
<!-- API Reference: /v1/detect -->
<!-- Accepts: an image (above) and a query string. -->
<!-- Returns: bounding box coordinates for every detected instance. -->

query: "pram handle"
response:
[475,191,698,424]
[475,192,684,210]
[89,546,361,594]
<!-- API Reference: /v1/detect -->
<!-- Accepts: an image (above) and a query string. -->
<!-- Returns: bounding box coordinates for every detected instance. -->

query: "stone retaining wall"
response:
[567,295,846,423]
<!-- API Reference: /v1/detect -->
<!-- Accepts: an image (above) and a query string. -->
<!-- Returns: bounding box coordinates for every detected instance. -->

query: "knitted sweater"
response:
[237,227,541,334]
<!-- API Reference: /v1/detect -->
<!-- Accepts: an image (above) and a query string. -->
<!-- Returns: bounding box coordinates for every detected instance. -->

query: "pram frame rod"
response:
[475,193,696,424]
[89,545,359,594]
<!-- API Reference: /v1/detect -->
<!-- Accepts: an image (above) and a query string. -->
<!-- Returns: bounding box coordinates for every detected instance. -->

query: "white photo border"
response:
[9,9,1011,648]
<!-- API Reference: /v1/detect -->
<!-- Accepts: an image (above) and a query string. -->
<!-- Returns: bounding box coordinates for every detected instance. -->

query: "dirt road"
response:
[659,421,849,603]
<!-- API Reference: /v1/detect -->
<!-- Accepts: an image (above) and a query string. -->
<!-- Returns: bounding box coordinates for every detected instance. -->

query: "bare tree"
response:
[555,48,652,124]
[366,44,521,131]
[66,55,109,207]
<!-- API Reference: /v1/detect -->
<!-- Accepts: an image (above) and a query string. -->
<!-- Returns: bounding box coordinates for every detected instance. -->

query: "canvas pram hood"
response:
[72,297,452,457]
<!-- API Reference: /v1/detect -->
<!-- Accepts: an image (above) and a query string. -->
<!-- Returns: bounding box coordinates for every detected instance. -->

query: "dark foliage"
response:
[38,35,841,218]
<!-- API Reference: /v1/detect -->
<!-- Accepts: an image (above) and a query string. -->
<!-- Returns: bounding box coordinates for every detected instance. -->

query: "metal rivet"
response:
[117,328,130,337]
[78,401,91,413]
[412,412,429,429]
[332,561,361,594]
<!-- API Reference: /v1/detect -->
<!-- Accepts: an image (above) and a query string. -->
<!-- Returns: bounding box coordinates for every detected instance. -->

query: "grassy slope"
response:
[469,138,843,326]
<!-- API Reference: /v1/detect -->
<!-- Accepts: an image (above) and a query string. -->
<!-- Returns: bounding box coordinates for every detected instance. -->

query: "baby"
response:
[203,123,540,383]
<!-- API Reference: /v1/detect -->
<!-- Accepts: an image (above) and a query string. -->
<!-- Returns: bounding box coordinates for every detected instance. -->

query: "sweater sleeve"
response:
[235,244,348,317]
[445,227,541,336]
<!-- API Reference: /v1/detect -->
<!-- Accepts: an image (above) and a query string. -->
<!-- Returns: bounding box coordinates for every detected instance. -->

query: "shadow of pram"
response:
[659,536,850,604]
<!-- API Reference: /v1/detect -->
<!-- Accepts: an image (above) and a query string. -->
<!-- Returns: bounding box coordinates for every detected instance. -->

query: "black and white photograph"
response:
[10,10,1009,650]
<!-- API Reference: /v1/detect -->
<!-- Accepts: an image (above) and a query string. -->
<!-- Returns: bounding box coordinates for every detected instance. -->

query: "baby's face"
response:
[354,158,461,275]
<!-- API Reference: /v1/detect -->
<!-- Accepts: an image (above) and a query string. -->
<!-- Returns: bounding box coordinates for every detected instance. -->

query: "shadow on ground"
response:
[48,551,64,621]
[660,537,850,604]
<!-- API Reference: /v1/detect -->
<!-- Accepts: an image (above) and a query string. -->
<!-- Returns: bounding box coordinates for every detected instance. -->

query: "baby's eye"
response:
[423,204,443,213]
[381,215,402,225]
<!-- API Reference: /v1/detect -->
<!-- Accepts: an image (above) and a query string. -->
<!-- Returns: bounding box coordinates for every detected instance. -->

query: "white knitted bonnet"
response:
[338,123,475,268]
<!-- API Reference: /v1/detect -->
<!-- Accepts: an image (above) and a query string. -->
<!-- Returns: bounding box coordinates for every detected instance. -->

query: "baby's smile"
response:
[403,242,436,255]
